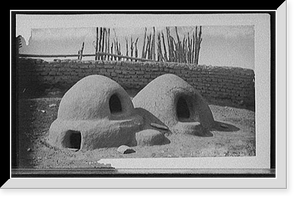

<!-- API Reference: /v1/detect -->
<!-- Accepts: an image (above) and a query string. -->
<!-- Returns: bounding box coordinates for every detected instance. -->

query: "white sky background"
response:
[17,15,255,69]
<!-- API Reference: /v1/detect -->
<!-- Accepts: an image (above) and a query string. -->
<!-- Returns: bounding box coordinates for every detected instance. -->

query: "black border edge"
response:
[11,12,17,170]
[270,11,276,170]
[9,9,277,180]
[11,168,276,178]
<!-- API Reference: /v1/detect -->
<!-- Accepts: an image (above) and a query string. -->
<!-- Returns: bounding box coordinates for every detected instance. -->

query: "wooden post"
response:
[146,34,151,60]
[134,38,139,61]
[161,32,168,62]
[157,32,162,61]
[95,28,99,60]
[193,26,197,64]
[107,28,110,60]
[78,42,85,60]
[130,37,134,61]
[141,27,147,58]
[151,27,156,60]
[125,37,129,60]
[101,28,106,60]
[110,43,114,60]
[98,27,102,60]
[196,26,202,64]
[175,26,182,63]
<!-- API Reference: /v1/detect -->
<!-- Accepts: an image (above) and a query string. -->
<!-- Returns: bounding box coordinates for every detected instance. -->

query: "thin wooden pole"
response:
[125,37,129,60]
[95,28,99,60]
[141,27,147,58]
[134,38,139,61]
[151,27,156,60]
[161,32,168,61]
[130,37,134,61]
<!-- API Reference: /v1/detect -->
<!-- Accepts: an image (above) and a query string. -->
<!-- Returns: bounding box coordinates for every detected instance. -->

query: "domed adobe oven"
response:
[133,74,215,136]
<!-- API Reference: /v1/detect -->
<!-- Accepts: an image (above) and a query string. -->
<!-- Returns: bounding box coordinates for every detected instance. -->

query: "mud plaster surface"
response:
[48,75,170,150]
[133,74,215,131]
[17,96,255,169]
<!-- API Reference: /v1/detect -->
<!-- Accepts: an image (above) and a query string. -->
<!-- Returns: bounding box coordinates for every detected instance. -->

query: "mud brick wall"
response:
[17,58,255,106]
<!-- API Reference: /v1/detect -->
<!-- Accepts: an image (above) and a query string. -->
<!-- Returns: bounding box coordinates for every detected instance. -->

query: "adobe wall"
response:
[17,58,255,106]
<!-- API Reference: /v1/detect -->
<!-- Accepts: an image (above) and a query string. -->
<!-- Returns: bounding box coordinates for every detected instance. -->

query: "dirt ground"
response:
[16,89,255,169]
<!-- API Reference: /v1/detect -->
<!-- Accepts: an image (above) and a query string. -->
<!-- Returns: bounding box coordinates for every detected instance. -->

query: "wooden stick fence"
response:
[19,26,203,64]
[156,26,202,64]
[18,53,155,62]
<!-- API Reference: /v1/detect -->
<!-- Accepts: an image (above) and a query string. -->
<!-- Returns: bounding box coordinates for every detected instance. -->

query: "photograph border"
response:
[7,7,284,184]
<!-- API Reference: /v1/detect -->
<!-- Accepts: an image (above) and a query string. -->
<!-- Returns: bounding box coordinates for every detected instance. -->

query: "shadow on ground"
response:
[212,121,240,132]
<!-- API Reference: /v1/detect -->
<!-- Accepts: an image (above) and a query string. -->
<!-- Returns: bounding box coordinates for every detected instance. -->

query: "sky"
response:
[19,26,255,69]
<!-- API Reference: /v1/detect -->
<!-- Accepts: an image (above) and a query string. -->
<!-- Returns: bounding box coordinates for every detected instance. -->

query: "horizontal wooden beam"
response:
[19,52,155,62]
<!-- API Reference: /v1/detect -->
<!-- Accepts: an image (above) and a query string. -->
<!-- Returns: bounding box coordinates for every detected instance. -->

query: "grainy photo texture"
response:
[15,14,258,171]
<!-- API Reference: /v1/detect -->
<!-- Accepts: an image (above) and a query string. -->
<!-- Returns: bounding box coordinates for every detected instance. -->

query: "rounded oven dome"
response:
[49,75,141,151]
[132,74,215,136]
[57,75,134,120]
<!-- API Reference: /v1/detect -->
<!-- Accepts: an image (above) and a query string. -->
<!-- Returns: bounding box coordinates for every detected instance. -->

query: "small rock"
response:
[49,104,57,108]
[27,148,31,152]
[238,100,244,105]
[117,145,135,154]
[39,110,46,113]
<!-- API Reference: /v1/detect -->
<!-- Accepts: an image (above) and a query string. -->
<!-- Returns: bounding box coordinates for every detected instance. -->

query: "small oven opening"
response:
[176,96,190,121]
[62,130,81,151]
[109,93,122,114]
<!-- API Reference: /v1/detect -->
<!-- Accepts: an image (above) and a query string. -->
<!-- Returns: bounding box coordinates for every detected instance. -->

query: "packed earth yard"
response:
[17,89,255,169]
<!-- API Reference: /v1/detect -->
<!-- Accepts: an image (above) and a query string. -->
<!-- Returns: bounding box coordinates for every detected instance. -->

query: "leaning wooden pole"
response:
[157,32,161,61]
[78,42,85,60]
[95,27,99,60]
[125,37,129,60]
[161,32,168,61]
[130,37,134,60]
[196,26,203,64]
[104,28,108,60]
[165,27,171,61]
[151,27,156,60]
[134,38,139,61]
[146,34,152,60]
[98,27,102,60]
[101,28,106,60]
[107,28,110,60]
[174,26,182,63]
[193,26,197,64]
[141,27,147,59]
